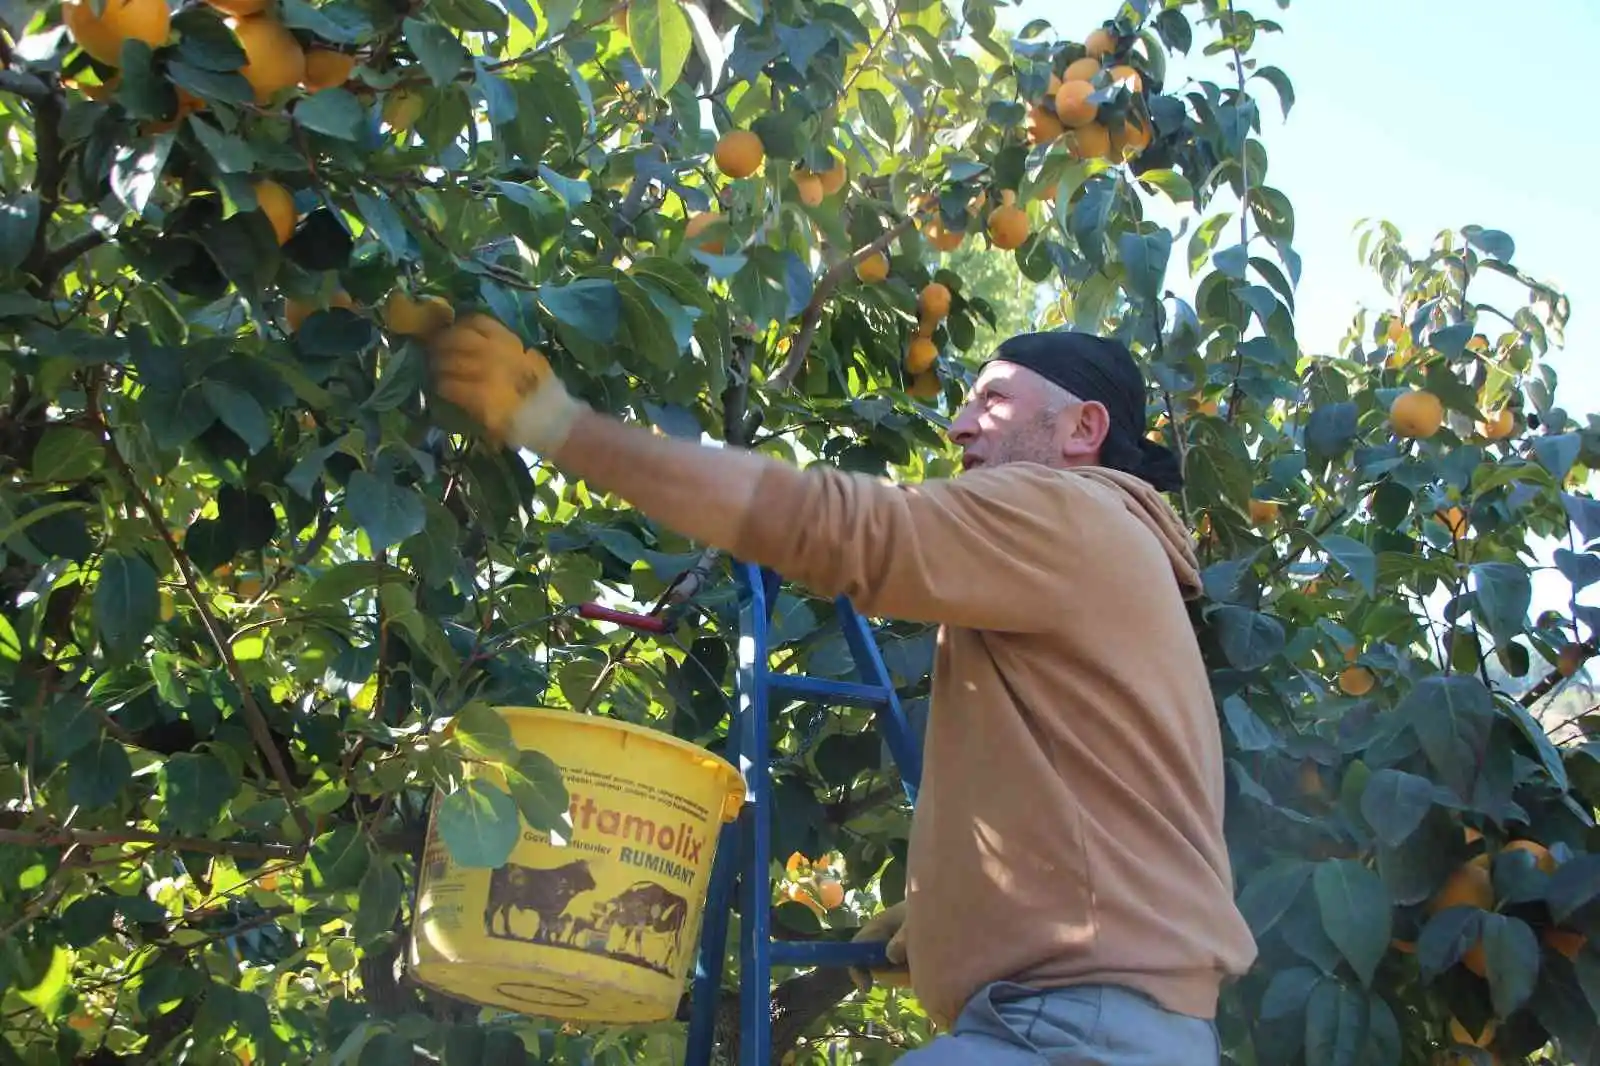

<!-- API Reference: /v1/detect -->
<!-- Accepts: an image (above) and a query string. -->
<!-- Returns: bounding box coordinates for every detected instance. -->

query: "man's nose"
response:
[947,403,979,444]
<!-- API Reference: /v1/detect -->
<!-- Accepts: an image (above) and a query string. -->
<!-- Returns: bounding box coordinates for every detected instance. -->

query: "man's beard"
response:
[985,413,1060,469]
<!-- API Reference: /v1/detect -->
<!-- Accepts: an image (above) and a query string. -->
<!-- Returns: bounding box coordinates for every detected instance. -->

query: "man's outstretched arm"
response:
[428,315,1086,631]
[548,405,786,555]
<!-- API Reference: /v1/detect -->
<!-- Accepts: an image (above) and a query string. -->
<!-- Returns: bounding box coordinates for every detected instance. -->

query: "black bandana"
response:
[981,331,1183,493]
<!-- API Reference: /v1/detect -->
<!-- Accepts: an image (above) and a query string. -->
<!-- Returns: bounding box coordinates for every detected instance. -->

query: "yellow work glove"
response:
[848,900,911,992]
[428,312,585,454]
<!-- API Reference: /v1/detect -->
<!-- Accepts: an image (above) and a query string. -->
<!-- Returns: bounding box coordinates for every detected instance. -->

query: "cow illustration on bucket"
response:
[482,859,692,977]
[409,706,747,1023]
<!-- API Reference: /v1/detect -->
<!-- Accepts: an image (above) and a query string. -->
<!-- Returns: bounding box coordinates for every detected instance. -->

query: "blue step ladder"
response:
[683,561,924,1066]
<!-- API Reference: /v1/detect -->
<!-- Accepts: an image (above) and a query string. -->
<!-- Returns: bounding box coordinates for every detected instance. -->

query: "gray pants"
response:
[896,982,1220,1065]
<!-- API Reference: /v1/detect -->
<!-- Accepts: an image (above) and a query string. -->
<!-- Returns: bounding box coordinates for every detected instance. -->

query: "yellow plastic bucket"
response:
[409,706,745,1024]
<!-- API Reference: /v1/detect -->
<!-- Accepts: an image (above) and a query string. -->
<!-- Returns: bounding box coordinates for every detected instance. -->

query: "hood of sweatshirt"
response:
[1066,465,1204,600]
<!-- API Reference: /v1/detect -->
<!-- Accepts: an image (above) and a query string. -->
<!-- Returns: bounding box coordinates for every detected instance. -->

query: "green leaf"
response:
[1136,168,1195,204]
[111,135,175,218]
[94,551,159,660]
[308,825,371,892]
[163,752,237,836]
[442,1026,487,1066]
[1316,534,1377,597]
[1358,769,1441,848]
[403,17,469,86]
[1498,697,1569,791]
[304,560,385,601]
[628,0,691,94]
[30,426,100,482]
[15,944,71,1018]
[1214,243,1248,280]
[296,301,372,354]
[1306,402,1358,461]
[402,497,460,587]
[452,701,518,761]
[630,256,712,311]
[538,163,590,210]
[60,895,119,949]
[506,749,570,835]
[1398,675,1494,801]
[1547,855,1600,924]
[1238,858,1312,937]
[437,779,521,868]
[345,471,427,552]
[1463,225,1515,262]
[0,192,41,273]
[1313,859,1391,987]
[1252,65,1296,119]
[351,859,404,945]
[1471,561,1531,642]
[363,346,424,412]
[1118,229,1172,304]
[1304,980,1368,1066]
[279,0,367,42]
[1211,605,1285,671]
[43,697,101,763]
[201,379,271,453]
[859,88,897,143]
[1363,993,1401,1066]
[351,191,415,262]
[1533,432,1581,480]
[1481,913,1540,1016]
[0,612,19,669]
[538,278,622,343]
[182,516,238,573]
[186,115,258,173]
[294,88,365,140]
[67,736,131,808]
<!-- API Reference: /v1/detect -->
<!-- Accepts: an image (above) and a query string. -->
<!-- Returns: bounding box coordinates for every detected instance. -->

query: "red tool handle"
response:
[577,603,669,633]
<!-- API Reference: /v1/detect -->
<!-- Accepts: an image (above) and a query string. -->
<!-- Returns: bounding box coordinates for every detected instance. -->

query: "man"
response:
[429,319,1258,1064]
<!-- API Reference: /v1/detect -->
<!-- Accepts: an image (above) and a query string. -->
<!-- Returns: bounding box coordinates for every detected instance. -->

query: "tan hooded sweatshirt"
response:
[728,459,1258,1029]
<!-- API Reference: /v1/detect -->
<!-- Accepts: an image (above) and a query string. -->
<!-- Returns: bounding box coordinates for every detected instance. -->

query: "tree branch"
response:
[89,396,316,845]
[36,231,108,290]
[770,215,921,393]
[0,826,300,861]
[23,76,65,296]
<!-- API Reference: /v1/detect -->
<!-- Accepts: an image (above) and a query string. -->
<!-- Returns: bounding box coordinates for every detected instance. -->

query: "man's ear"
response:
[1059,399,1111,460]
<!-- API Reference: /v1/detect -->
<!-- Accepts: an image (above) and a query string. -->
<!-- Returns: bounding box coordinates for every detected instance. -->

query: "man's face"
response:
[947,360,1109,473]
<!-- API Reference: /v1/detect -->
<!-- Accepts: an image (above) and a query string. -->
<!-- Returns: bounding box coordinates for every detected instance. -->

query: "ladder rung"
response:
[768,674,891,708]
[769,940,892,968]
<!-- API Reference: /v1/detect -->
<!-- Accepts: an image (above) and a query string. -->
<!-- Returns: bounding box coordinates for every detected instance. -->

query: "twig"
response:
[89,395,316,845]
[485,4,627,72]
[0,827,299,861]
[1520,637,1598,707]
[837,0,899,101]
[258,505,335,602]
[0,842,81,940]
[372,549,391,722]
[771,215,920,392]
[823,781,903,824]
[1223,0,1251,425]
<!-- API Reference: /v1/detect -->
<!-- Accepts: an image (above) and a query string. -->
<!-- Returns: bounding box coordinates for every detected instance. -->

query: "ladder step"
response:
[769,940,892,969]
[768,674,891,708]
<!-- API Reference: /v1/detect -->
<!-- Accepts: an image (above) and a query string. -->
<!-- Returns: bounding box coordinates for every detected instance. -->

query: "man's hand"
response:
[429,312,585,454]
[848,900,911,992]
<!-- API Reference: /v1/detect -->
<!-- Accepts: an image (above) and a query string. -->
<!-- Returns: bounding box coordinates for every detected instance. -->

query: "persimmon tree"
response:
[1,0,1597,1064]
